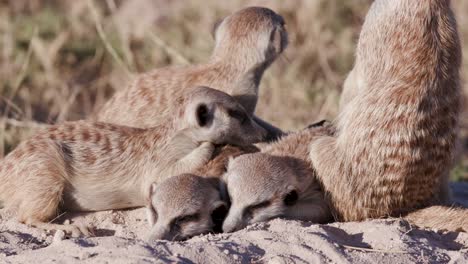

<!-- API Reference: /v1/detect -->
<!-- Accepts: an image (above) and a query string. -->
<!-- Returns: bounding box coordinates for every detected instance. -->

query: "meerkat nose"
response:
[222,222,239,233]
[147,226,172,242]
[222,215,244,233]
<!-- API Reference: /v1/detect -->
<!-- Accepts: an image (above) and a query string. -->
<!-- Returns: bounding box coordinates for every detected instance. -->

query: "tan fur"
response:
[222,125,334,233]
[0,87,265,236]
[221,126,468,233]
[404,206,468,232]
[309,0,462,221]
[147,145,259,241]
[95,7,288,141]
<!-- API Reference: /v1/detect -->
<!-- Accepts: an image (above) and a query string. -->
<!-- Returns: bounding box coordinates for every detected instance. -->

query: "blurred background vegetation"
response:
[0,0,466,180]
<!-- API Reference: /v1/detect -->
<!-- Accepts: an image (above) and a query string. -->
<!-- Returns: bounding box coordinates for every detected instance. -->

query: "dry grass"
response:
[0,0,467,179]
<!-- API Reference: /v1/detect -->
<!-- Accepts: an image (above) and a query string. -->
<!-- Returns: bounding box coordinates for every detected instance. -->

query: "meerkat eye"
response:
[283,190,298,206]
[196,104,210,127]
[172,213,200,230]
[243,200,271,220]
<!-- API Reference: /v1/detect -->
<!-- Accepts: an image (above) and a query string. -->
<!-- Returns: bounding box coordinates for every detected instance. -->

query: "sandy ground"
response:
[1,182,467,264]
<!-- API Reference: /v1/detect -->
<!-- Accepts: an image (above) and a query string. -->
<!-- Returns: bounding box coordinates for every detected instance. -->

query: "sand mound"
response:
[1,183,467,263]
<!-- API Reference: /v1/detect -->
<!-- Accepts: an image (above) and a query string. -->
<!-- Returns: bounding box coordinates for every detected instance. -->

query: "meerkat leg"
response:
[309,136,340,189]
[16,170,92,237]
[169,142,215,176]
[252,116,285,142]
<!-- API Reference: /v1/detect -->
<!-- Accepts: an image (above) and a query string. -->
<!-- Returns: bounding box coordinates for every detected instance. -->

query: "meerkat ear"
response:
[270,26,283,53]
[195,103,211,127]
[146,205,158,227]
[211,18,224,40]
[146,183,158,226]
[283,189,298,206]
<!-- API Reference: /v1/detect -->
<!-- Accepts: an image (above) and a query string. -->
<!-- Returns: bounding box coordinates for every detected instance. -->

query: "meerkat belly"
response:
[62,171,145,212]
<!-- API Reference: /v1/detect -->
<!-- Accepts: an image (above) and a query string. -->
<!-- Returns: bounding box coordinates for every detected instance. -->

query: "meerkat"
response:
[146,145,258,241]
[222,126,468,233]
[222,125,334,233]
[95,6,288,141]
[0,86,266,237]
[308,0,462,222]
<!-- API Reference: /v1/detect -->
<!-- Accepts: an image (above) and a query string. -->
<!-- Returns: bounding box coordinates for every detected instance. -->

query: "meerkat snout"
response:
[212,6,288,69]
[146,174,228,241]
[222,153,329,233]
[184,86,267,146]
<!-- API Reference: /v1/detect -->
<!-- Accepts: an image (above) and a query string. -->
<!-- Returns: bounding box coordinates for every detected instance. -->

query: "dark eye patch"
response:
[171,213,200,230]
[283,190,298,206]
[211,204,229,233]
[227,109,247,123]
[196,104,210,127]
[242,200,271,220]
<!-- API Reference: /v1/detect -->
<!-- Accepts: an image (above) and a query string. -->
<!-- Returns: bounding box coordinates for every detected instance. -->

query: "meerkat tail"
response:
[404,206,468,233]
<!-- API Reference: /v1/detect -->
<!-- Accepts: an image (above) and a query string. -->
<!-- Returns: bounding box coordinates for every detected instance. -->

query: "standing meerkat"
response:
[146,145,258,241]
[222,126,468,233]
[95,6,288,141]
[309,0,462,221]
[0,87,265,237]
[222,126,334,233]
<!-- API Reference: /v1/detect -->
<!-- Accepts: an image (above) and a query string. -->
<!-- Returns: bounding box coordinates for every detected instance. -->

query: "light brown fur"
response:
[404,205,468,232]
[309,0,462,221]
[222,125,334,233]
[95,6,288,141]
[146,145,259,241]
[0,87,265,236]
[222,126,468,233]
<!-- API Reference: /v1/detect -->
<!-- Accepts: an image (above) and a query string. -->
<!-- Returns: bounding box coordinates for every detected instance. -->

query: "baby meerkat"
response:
[96,6,288,141]
[146,145,259,241]
[147,174,227,242]
[309,0,462,221]
[222,125,334,233]
[0,87,265,237]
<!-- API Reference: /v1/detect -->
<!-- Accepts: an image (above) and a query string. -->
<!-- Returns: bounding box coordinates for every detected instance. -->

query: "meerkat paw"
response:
[196,142,216,158]
[179,142,215,169]
[26,220,94,238]
[164,142,215,177]
[309,135,339,187]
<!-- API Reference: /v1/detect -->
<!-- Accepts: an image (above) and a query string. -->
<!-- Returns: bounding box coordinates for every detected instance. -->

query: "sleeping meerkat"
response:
[0,87,265,237]
[146,145,259,241]
[309,0,462,221]
[222,125,468,233]
[222,125,334,233]
[95,6,288,141]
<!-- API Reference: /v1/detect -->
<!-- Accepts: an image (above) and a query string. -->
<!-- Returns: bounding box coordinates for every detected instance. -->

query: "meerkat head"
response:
[222,153,330,233]
[181,86,267,145]
[211,6,288,68]
[146,174,228,241]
